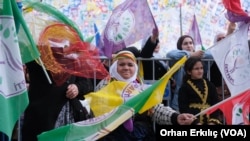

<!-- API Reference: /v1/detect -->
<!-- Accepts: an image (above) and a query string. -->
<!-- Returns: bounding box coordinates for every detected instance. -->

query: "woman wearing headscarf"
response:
[96,50,195,141]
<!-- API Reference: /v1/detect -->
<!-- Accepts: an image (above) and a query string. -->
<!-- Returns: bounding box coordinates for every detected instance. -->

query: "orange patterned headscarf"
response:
[112,50,136,63]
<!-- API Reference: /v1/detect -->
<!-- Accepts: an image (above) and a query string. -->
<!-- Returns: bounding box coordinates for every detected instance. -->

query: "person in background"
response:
[178,57,221,125]
[210,22,236,101]
[140,28,168,80]
[140,28,175,136]
[95,50,195,141]
[166,35,213,111]
[141,28,173,105]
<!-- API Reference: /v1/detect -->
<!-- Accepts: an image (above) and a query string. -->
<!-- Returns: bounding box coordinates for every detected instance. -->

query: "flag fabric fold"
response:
[38,56,187,141]
[205,89,250,125]
[38,105,134,141]
[209,22,250,96]
[93,23,104,56]
[94,23,101,48]
[130,56,187,114]
[223,0,248,16]
[203,22,250,124]
[222,0,250,22]
[0,0,29,137]
[102,0,157,58]
[12,0,40,63]
[85,81,128,117]
[23,1,85,41]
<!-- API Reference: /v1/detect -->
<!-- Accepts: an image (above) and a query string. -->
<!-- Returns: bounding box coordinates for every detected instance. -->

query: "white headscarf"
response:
[109,51,138,83]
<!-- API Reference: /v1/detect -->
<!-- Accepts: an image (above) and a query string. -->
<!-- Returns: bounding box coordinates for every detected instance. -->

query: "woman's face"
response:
[188,61,204,79]
[182,37,194,52]
[117,58,136,79]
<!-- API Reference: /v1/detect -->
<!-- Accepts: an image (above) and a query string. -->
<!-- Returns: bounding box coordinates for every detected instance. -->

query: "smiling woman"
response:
[90,50,196,141]
[110,51,138,82]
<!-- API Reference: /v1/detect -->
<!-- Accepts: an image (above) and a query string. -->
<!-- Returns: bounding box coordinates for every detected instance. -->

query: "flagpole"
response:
[179,4,183,36]
[37,57,52,84]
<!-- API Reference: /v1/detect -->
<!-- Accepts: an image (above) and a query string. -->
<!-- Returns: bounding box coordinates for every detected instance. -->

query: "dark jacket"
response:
[178,78,221,125]
[140,37,167,80]
[22,61,94,141]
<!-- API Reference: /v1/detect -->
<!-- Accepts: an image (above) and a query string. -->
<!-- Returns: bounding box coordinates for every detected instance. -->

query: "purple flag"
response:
[102,0,157,58]
[188,15,204,50]
[225,11,250,23]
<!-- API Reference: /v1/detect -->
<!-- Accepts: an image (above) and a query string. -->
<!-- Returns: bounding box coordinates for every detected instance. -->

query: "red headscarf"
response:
[38,23,109,86]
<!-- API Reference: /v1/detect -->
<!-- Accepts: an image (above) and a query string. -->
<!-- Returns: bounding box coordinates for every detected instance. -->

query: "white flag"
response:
[210,22,250,96]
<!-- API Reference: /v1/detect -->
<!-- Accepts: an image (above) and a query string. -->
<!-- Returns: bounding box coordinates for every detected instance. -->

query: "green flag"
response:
[23,0,84,42]
[0,0,29,137]
[12,0,40,63]
[38,105,133,141]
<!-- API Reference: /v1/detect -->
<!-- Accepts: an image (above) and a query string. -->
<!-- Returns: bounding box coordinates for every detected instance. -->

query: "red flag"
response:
[222,0,250,22]
[206,89,250,125]
[223,0,247,16]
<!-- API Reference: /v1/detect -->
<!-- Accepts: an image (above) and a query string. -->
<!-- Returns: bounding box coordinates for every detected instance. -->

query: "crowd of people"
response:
[15,31,230,141]
[5,28,237,141]
[1,0,247,141]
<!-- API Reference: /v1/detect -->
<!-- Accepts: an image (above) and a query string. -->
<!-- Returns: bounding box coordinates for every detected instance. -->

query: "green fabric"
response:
[0,0,29,138]
[23,0,85,41]
[13,0,40,63]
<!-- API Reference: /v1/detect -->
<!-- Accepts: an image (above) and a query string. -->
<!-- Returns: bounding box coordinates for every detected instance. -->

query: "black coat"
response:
[140,37,167,80]
[178,78,221,124]
[22,61,94,141]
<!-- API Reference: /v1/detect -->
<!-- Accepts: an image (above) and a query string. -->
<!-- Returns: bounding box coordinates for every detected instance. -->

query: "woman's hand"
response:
[66,84,79,99]
[190,50,204,58]
[177,113,196,125]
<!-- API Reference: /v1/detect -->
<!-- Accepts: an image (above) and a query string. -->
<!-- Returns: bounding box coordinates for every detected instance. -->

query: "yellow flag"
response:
[138,56,187,113]
[85,81,142,117]
[86,56,187,116]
